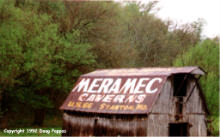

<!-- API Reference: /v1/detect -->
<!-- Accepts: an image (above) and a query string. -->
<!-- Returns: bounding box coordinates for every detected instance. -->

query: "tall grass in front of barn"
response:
[174,39,219,135]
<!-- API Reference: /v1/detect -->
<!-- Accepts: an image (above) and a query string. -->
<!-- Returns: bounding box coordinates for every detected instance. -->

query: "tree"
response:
[118,2,203,67]
[61,1,137,68]
[0,0,95,126]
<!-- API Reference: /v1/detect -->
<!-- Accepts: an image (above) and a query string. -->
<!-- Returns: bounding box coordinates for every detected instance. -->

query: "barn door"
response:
[169,123,189,136]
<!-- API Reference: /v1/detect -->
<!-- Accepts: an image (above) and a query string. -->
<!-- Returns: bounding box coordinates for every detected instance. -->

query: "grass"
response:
[212,116,219,136]
[0,127,62,136]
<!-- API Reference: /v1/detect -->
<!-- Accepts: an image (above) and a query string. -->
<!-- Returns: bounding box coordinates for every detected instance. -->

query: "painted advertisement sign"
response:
[60,76,167,114]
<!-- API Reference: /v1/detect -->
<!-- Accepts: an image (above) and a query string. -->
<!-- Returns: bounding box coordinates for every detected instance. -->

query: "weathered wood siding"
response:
[148,79,171,136]
[188,114,207,136]
[185,78,207,136]
[147,114,169,136]
[185,78,206,114]
[148,76,207,136]
[151,78,172,114]
[62,112,94,136]
[62,112,148,136]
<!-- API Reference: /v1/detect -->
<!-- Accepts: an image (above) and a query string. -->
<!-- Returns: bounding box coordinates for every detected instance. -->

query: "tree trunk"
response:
[32,109,45,126]
[0,91,8,128]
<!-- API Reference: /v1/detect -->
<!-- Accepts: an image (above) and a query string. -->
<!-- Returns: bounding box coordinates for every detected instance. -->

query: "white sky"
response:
[115,0,220,38]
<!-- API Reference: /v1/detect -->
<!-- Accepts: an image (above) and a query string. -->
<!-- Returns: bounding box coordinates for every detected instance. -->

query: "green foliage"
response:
[211,116,219,136]
[119,2,202,67]
[61,1,137,68]
[0,0,95,111]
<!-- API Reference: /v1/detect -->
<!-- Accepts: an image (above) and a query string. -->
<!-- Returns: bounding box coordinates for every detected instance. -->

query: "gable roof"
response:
[82,66,205,77]
[60,66,206,114]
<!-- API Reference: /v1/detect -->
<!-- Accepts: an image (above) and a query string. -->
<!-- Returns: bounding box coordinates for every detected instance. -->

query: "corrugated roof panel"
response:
[82,66,205,77]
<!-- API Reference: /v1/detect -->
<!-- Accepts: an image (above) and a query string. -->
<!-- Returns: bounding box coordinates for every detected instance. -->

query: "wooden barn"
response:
[60,66,209,136]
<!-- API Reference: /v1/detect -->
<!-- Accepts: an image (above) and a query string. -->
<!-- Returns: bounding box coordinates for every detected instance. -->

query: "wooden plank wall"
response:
[148,76,207,136]
[62,112,94,136]
[62,112,148,136]
[185,78,207,136]
[185,78,206,114]
[151,79,172,114]
[147,114,169,136]
[188,114,207,136]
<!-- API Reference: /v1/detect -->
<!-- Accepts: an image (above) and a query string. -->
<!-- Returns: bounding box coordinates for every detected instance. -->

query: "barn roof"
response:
[60,66,206,114]
[82,66,205,77]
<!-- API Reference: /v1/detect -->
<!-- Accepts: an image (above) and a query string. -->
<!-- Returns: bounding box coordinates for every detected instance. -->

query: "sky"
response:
[114,0,220,38]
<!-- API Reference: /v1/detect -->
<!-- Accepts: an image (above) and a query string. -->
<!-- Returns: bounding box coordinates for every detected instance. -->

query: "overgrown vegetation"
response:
[0,0,219,135]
